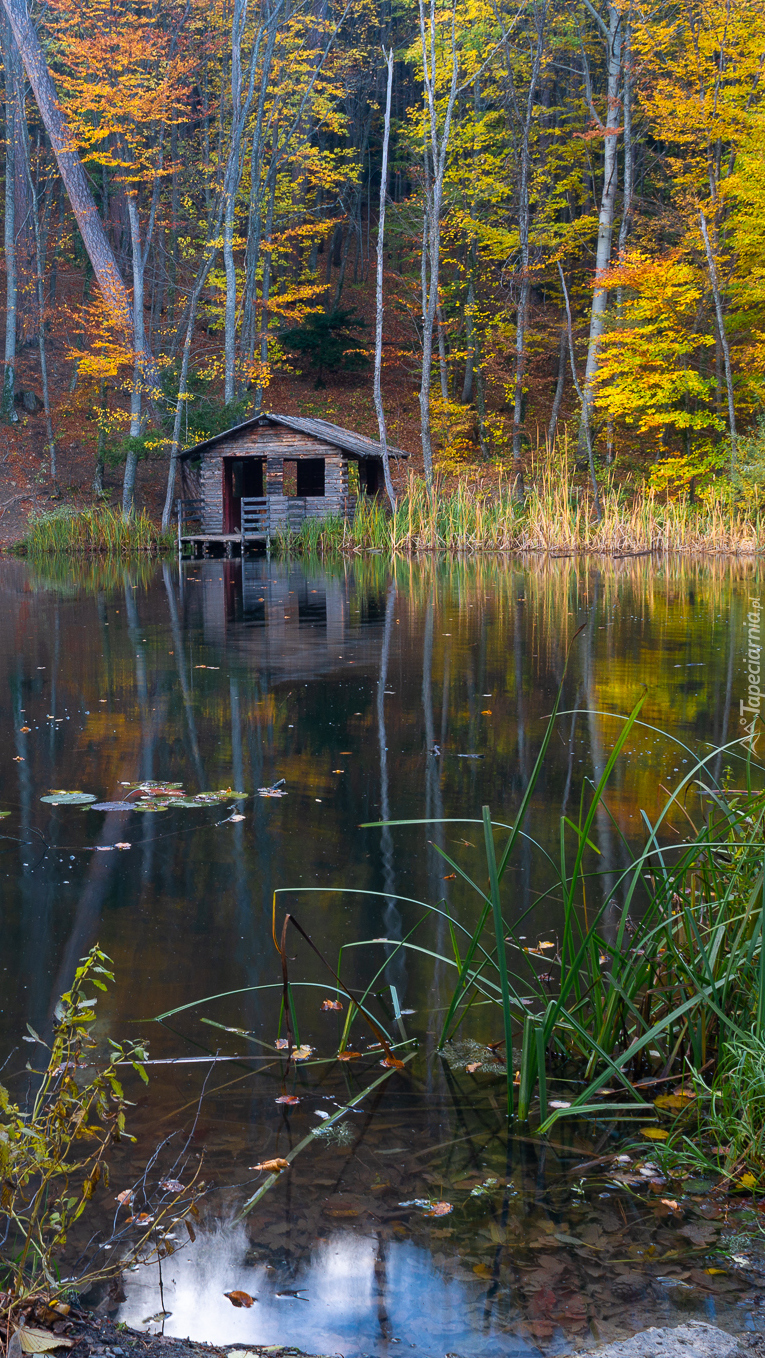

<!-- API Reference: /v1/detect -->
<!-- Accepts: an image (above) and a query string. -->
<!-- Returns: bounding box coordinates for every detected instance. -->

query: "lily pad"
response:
[90,802,136,812]
[41,792,97,806]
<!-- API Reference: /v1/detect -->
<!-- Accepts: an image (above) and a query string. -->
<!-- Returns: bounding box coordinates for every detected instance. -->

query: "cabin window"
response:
[284,458,325,497]
[231,458,263,498]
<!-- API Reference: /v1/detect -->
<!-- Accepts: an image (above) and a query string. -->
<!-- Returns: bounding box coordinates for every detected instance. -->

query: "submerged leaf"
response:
[655,1093,697,1113]
[640,1127,670,1140]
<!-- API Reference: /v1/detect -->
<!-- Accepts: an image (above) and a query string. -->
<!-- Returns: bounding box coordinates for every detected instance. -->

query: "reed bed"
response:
[284,468,763,556]
[21,505,175,556]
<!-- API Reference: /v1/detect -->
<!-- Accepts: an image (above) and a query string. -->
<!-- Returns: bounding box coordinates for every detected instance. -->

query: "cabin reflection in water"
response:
[180,559,393,680]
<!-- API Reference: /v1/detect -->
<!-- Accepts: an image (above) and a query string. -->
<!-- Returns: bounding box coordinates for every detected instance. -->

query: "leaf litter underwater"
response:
[107,1059,765,1358]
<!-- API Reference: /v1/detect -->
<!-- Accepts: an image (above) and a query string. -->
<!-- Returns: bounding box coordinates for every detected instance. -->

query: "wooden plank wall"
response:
[194,421,355,529]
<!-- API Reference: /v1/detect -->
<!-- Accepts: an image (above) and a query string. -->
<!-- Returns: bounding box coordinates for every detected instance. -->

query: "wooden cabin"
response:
[176,412,409,555]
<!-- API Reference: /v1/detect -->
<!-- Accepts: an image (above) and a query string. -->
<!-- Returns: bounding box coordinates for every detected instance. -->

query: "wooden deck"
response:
[177,496,271,556]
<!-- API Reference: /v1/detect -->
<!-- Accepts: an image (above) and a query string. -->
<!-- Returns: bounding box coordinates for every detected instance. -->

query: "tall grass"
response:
[282,468,763,556]
[20,505,175,556]
[278,688,765,1135]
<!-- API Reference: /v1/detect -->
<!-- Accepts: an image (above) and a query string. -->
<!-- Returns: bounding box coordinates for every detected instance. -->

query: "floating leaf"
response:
[321,998,343,1011]
[336,1051,360,1061]
[224,1292,255,1309]
[381,1056,405,1070]
[293,1045,313,1061]
[229,813,246,822]
[274,1038,289,1050]
[90,802,136,812]
[640,1127,670,1140]
[19,726,30,733]
[41,792,96,805]
[13,756,24,762]
[160,1179,185,1193]
[738,1172,758,1189]
[16,1331,73,1353]
[549,1099,571,1109]
[115,842,131,850]
[251,1158,290,1173]
[115,1190,133,1205]
[425,1201,452,1217]
[275,1094,300,1106]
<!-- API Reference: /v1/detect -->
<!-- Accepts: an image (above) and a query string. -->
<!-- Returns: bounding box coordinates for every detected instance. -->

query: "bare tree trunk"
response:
[2,15,18,421]
[558,262,601,520]
[699,207,737,471]
[0,0,138,350]
[418,0,459,488]
[547,324,567,444]
[578,0,623,450]
[373,47,397,510]
[510,0,547,490]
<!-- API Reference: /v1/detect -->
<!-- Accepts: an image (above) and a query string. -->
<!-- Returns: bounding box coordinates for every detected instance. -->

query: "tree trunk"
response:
[2,14,18,421]
[578,0,623,449]
[373,47,397,510]
[0,0,137,350]
[417,0,459,488]
[699,207,737,470]
[548,324,567,445]
[510,0,547,478]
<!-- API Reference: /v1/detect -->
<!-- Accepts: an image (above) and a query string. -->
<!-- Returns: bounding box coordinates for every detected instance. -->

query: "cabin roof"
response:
[177,412,410,461]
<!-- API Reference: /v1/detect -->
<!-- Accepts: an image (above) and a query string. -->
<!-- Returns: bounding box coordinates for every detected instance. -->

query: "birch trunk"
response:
[510,0,547,487]
[578,0,623,450]
[373,47,397,510]
[699,207,737,469]
[418,0,459,489]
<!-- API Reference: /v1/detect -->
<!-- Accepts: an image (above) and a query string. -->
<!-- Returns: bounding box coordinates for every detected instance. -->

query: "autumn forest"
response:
[1,0,764,530]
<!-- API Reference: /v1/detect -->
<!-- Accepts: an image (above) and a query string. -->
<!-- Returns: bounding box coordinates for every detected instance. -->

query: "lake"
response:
[1,553,763,1356]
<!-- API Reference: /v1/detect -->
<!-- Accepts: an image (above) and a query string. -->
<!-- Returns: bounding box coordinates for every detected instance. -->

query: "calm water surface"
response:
[1,554,764,1356]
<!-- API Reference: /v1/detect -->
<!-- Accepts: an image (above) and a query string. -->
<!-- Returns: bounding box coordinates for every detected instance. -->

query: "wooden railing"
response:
[240,496,269,540]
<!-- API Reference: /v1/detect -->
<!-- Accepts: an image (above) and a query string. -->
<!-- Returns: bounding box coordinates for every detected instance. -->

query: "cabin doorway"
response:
[224,457,264,532]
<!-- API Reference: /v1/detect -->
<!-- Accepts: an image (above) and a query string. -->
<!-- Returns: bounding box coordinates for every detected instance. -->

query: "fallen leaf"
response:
[640,1127,669,1140]
[275,1094,300,1106]
[481,710,492,715]
[224,1291,255,1309]
[538,940,555,949]
[251,1158,290,1173]
[229,813,246,822]
[425,1201,452,1216]
[549,1099,571,1109]
[336,1051,360,1061]
[115,1190,133,1205]
[443,873,457,880]
[739,1172,758,1189]
[661,1199,680,1210]
[332,769,345,774]
[293,1044,313,1061]
[473,1262,493,1278]
[115,842,131,850]
[13,756,24,762]
[380,1056,405,1070]
[17,1331,73,1354]
[274,1038,289,1049]
[160,1179,185,1193]
[20,726,30,733]
[323,1206,360,1218]
[321,998,343,1011]
[126,1212,153,1225]
[466,1062,482,1073]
